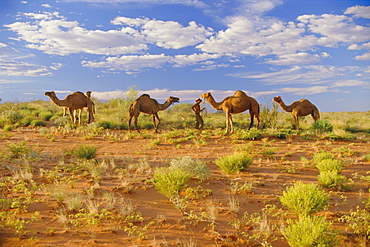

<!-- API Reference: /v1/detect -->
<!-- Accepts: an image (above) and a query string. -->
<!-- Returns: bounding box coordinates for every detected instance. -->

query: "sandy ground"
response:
[0,127,369,246]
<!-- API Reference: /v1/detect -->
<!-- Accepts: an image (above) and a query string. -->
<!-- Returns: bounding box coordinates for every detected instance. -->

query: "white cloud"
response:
[297,14,370,44]
[173,53,221,67]
[265,52,321,65]
[0,58,51,77]
[354,52,370,61]
[6,12,147,56]
[62,0,207,8]
[112,17,213,49]
[82,54,171,72]
[228,65,367,87]
[345,5,370,19]
[280,86,332,95]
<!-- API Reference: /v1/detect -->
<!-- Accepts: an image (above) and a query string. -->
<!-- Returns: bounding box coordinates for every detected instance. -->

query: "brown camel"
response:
[62,91,95,121]
[45,91,94,124]
[128,94,180,133]
[273,96,320,130]
[200,90,260,134]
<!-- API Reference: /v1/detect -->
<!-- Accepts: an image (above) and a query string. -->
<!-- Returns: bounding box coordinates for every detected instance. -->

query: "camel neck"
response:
[49,96,68,107]
[159,100,172,110]
[206,96,223,110]
[278,101,293,112]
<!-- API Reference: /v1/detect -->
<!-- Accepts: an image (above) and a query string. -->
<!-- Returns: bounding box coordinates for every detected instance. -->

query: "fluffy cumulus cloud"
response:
[345,5,370,19]
[112,17,213,49]
[5,12,147,56]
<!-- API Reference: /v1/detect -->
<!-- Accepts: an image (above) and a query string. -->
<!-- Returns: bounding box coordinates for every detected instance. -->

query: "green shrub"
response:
[20,117,34,126]
[365,154,370,162]
[3,125,12,132]
[39,111,53,121]
[280,182,329,215]
[313,119,333,133]
[318,171,347,189]
[215,153,253,174]
[313,151,335,165]
[74,144,98,159]
[232,128,261,140]
[316,159,343,173]
[7,141,32,158]
[169,156,210,181]
[283,215,339,247]
[5,110,23,124]
[339,206,370,244]
[30,120,47,127]
[152,167,191,199]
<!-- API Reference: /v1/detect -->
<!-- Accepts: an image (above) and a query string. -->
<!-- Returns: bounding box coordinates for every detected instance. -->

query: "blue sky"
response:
[0,0,369,112]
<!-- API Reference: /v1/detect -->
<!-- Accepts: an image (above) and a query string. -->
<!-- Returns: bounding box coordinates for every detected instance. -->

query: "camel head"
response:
[168,96,180,104]
[273,96,283,104]
[45,91,56,98]
[200,92,212,101]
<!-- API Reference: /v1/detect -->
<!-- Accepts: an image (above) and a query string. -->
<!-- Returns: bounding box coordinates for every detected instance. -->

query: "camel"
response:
[62,91,95,121]
[128,94,180,133]
[273,96,320,130]
[45,91,94,124]
[200,90,260,134]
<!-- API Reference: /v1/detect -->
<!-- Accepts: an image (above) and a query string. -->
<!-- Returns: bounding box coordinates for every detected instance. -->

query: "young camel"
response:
[45,91,94,124]
[273,96,320,130]
[128,94,180,133]
[200,90,260,134]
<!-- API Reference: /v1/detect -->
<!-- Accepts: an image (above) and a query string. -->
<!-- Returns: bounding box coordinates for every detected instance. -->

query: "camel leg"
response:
[225,113,230,134]
[229,114,234,134]
[68,108,75,124]
[153,114,160,133]
[78,109,82,125]
[255,113,260,129]
[293,115,299,130]
[128,115,133,132]
[248,113,254,130]
[134,116,140,133]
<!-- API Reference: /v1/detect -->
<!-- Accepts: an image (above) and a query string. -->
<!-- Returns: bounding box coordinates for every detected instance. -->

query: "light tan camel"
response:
[128,94,180,133]
[200,90,260,134]
[62,91,95,121]
[273,96,320,130]
[45,91,94,124]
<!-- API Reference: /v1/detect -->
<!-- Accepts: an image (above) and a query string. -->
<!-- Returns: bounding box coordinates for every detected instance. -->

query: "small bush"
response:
[74,144,98,159]
[280,182,329,215]
[283,215,339,247]
[169,156,210,181]
[3,125,12,132]
[339,206,370,244]
[20,117,34,126]
[31,120,47,127]
[39,111,53,121]
[316,159,343,173]
[318,171,347,189]
[232,128,261,140]
[152,167,191,199]
[215,153,253,174]
[313,151,335,165]
[365,154,370,162]
[7,141,32,158]
[313,119,333,133]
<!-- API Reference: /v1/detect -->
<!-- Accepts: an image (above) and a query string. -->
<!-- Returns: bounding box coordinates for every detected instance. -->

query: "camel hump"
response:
[140,94,150,98]
[234,90,247,97]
